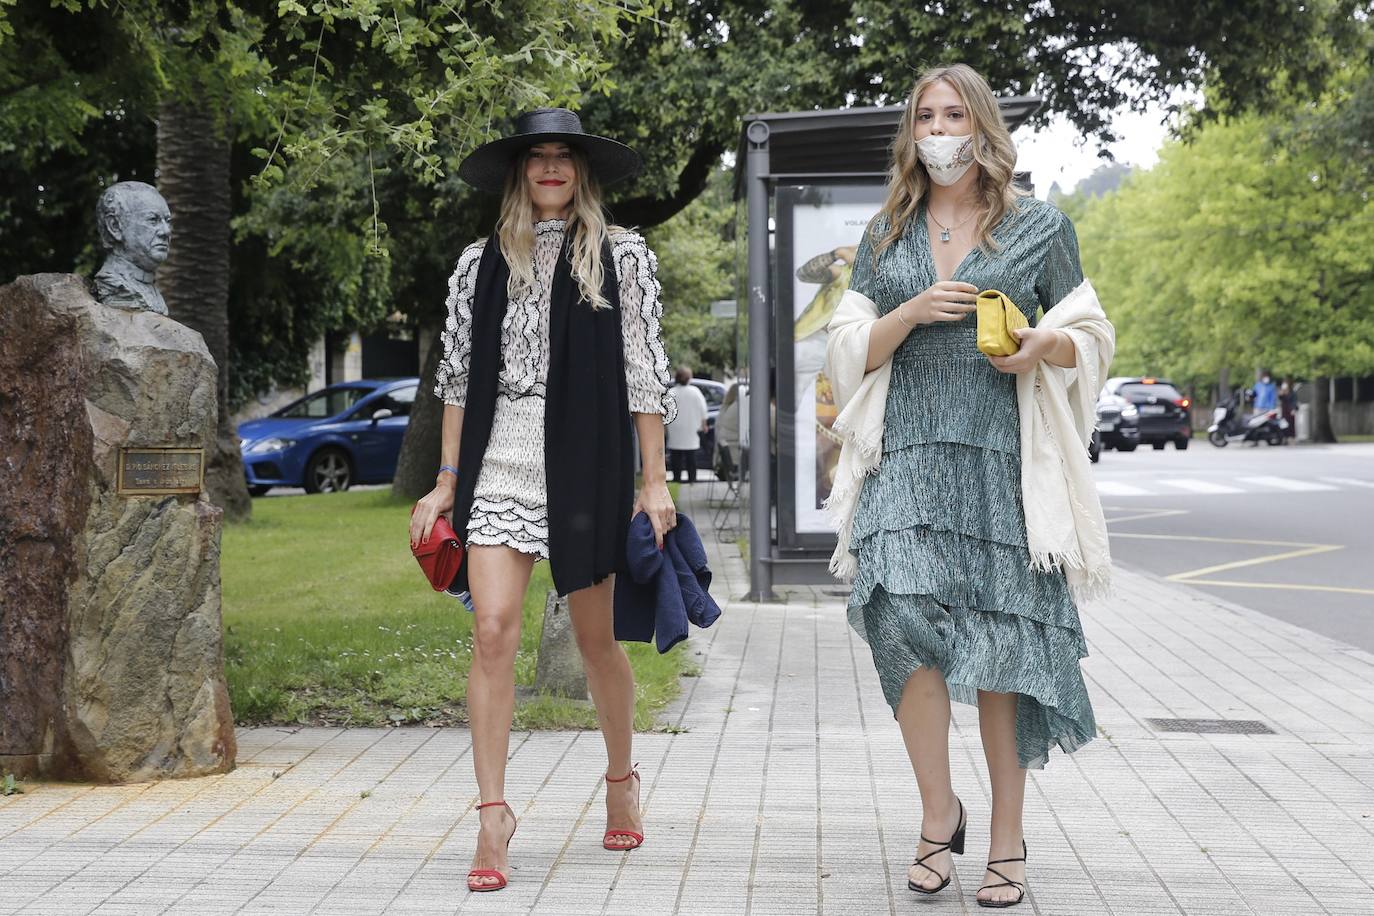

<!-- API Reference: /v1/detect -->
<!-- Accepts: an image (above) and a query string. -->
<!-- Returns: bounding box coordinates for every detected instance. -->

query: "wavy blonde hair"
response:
[497,145,614,310]
[873,63,1024,260]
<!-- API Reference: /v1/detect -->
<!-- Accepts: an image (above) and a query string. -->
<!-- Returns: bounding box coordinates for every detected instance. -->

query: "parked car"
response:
[239,378,419,495]
[1095,391,1141,453]
[1101,376,1192,450]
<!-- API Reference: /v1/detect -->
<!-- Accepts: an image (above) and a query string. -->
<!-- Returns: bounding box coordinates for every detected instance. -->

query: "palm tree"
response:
[157,98,251,520]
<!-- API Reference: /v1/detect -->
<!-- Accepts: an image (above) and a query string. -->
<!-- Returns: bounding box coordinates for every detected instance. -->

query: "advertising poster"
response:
[776,184,886,543]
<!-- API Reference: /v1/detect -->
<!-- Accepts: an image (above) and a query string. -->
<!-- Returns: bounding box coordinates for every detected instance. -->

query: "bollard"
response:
[533,590,589,700]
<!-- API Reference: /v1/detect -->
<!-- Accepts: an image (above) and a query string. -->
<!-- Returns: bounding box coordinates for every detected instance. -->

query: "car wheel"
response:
[248,485,272,497]
[1152,441,1166,450]
[1117,442,1137,452]
[1175,437,1190,450]
[304,448,352,493]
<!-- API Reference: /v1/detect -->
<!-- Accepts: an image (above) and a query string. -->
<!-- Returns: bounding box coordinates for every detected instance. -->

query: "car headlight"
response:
[1121,404,1139,418]
[246,437,295,454]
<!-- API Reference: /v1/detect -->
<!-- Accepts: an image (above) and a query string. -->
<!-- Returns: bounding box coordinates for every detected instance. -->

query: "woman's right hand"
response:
[898,281,979,327]
[409,479,457,549]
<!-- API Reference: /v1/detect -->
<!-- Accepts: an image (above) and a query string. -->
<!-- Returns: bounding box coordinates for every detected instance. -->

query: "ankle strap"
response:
[476,800,509,810]
[605,764,639,783]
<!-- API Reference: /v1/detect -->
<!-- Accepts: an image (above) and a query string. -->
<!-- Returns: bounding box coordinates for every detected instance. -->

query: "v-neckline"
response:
[919,201,979,283]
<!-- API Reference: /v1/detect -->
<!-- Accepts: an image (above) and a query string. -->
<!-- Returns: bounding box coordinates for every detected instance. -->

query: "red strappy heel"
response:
[602,766,645,851]
[467,800,517,892]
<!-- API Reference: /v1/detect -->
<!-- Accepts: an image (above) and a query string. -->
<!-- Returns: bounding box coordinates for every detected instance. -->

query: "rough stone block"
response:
[533,590,588,700]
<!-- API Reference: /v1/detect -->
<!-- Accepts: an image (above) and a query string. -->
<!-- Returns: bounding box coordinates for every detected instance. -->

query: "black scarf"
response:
[450,230,634,597]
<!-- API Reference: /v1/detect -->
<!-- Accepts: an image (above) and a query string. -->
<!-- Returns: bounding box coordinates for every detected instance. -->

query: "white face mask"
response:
[916,133,977,186]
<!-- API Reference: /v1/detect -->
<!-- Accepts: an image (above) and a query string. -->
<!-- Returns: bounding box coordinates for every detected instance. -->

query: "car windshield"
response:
[1120,382,1183,401]
[276,387,371,419]
[696,384,724,408]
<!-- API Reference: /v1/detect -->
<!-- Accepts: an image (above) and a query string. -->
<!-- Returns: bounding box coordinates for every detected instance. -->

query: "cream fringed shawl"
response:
[821,279,1115,604]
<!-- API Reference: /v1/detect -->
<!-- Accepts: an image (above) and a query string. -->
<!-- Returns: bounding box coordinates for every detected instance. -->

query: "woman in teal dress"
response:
[840,64,1099,907]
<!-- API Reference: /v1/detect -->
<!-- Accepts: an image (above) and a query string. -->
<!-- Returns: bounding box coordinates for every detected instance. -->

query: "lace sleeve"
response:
[433,240,485,407]
[613,231,677,423]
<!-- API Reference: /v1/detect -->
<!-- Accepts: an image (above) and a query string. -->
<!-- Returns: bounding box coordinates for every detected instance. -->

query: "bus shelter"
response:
[735,99,1041,600]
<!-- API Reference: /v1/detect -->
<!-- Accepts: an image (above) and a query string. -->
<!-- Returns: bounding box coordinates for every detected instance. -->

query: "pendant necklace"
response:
[929,206,977,243]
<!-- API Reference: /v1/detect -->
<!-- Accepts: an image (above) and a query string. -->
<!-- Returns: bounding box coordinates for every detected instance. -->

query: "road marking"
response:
[1096,481,1152,496]
[1237,476,1338,492]
[1103,507,1189,524]
[1157,478,1244,494]
[1180,579,1374,597]
[1321,477,1374,489]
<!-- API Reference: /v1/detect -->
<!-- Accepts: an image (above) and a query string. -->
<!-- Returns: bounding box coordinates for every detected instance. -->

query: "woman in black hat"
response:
[408,108,678,892]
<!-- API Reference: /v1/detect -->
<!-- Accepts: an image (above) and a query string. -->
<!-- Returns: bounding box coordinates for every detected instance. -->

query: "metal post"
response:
[744,120,776,602]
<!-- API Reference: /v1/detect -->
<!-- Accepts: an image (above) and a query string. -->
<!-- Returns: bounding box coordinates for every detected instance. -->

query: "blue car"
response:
[239,378,419,495]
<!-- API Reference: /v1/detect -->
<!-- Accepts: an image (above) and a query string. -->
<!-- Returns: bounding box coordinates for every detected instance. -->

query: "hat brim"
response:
[457,131,642,193]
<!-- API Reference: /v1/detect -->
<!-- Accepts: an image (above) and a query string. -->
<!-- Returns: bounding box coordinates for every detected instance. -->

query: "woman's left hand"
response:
[987,326,1060,375]
[633,480,676,548]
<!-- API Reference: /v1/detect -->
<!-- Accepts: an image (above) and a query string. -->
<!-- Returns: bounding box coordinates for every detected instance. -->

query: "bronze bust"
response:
[94,181,172,316]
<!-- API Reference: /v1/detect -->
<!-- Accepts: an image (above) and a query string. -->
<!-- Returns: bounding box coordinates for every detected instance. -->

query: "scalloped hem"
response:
[850,586,1096,769]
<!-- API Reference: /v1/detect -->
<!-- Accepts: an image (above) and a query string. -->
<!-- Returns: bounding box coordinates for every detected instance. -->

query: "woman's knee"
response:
[472,611,520,662]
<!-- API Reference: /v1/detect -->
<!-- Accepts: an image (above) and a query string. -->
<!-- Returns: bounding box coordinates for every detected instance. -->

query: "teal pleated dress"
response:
[846,196,1096,769]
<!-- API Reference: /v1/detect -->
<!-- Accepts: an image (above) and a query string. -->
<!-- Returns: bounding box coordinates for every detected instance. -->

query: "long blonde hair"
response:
[496,145,614,310]
[873,63,1023,260]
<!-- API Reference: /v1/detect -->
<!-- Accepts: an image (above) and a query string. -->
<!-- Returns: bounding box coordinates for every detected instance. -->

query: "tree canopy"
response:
[1068,65,1374,395]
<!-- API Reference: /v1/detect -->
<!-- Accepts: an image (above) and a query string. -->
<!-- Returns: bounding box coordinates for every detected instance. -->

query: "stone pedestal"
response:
[0,274,236,783]
[533,591,589,700]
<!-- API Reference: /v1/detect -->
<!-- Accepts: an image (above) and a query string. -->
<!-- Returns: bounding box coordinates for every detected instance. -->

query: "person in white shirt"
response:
[666,367,709,482]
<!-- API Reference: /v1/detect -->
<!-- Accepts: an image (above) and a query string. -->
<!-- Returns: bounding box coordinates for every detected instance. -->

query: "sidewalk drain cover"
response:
[1146,717,1275,734]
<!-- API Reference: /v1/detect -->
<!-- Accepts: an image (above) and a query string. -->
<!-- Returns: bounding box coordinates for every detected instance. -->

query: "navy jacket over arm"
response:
[613,512,721,653]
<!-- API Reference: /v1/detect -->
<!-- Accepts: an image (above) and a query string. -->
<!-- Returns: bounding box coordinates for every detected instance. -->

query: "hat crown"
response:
[515,108,584,137]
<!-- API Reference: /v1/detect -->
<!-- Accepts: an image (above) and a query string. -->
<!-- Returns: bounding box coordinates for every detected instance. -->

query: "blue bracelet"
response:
[438,465,459,479]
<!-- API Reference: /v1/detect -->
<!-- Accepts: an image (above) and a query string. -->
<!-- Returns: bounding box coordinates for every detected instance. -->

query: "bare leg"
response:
[465,545,535,887]
[976,690,1027,905]
[895,665,963,891]
[567,575,642,848]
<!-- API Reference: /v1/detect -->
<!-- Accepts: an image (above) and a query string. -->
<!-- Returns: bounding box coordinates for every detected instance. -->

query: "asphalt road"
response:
[1093,440,1374,652]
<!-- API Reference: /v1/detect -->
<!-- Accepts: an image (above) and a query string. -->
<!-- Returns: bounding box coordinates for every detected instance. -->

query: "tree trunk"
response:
[391,323,445,500]
[156,99,251,521]
[1311,375,1338,443]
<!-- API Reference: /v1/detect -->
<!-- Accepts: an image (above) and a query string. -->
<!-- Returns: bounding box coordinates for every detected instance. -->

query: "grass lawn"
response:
[221,489,693,731]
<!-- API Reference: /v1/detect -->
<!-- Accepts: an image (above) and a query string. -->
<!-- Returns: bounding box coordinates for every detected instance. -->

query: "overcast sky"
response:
[1014,99,1178,198]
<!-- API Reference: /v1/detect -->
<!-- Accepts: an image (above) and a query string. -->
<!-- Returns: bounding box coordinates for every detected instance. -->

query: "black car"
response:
[1102,376,1192,450]
[1095,391,1141,453]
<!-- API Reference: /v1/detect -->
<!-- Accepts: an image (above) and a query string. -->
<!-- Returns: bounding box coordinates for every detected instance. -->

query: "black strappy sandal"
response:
[907,797,966,895]
[977,839,1028,908]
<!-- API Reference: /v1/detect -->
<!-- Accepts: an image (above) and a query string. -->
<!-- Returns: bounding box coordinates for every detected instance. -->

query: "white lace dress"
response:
[433,219,677,558]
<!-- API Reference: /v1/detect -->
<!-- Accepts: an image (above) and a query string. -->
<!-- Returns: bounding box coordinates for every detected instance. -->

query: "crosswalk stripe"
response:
[1096,482,1152,496]
[1237,476,1339,492]
[1321,477,1374,489]
[1157,478,1245,494]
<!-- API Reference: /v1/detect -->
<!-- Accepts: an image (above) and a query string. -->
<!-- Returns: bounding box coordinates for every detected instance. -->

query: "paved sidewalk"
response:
[3,484,1374,915]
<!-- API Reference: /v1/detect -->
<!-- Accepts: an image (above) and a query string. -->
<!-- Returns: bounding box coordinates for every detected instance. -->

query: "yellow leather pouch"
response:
[976,289,1029,357]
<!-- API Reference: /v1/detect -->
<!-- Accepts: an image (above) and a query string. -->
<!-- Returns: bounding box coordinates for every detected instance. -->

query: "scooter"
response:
[1208,395,1287,447]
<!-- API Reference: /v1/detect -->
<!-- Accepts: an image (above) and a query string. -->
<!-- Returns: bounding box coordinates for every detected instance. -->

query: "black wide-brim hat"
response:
[457,108,642,193]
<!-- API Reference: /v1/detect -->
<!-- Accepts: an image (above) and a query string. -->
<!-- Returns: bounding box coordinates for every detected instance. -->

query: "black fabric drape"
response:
[450,231,634,597]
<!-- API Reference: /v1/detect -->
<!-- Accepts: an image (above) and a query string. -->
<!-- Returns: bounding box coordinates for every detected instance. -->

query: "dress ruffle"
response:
[848,440,1096,769]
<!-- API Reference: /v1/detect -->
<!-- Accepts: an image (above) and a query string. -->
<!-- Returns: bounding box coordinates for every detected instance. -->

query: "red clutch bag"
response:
[410,505,465,591]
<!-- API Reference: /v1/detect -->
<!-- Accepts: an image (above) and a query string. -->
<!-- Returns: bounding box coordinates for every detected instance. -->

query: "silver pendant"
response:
[939,229,951,242]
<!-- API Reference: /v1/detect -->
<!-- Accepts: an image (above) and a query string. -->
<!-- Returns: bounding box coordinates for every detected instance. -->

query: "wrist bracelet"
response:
[896,304,916,330]
[438,465,459,479]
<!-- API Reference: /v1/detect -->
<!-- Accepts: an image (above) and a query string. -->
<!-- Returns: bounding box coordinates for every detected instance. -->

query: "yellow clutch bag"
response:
[975,289,1028,357]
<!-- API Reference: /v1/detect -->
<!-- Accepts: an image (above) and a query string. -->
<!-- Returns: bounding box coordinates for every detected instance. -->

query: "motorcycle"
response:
[1208,396,1287,447]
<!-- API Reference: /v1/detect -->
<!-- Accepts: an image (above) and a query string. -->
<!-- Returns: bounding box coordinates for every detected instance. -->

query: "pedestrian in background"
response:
[1252,371,1278,412]
[1280,379,1297,442]
[409,108,677,893]
[716,381,741,478]
[666,366,709,483]
[824,63,1113,908]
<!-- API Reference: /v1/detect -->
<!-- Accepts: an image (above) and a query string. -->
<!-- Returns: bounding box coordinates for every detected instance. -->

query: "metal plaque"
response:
[116,447,205,496]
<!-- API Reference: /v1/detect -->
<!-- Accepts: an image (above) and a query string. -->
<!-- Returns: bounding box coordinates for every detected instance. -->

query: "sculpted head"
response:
[97,182,172,272]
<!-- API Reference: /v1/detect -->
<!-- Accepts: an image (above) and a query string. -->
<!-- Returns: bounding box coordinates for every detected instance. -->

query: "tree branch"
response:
[609,136,727,230]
